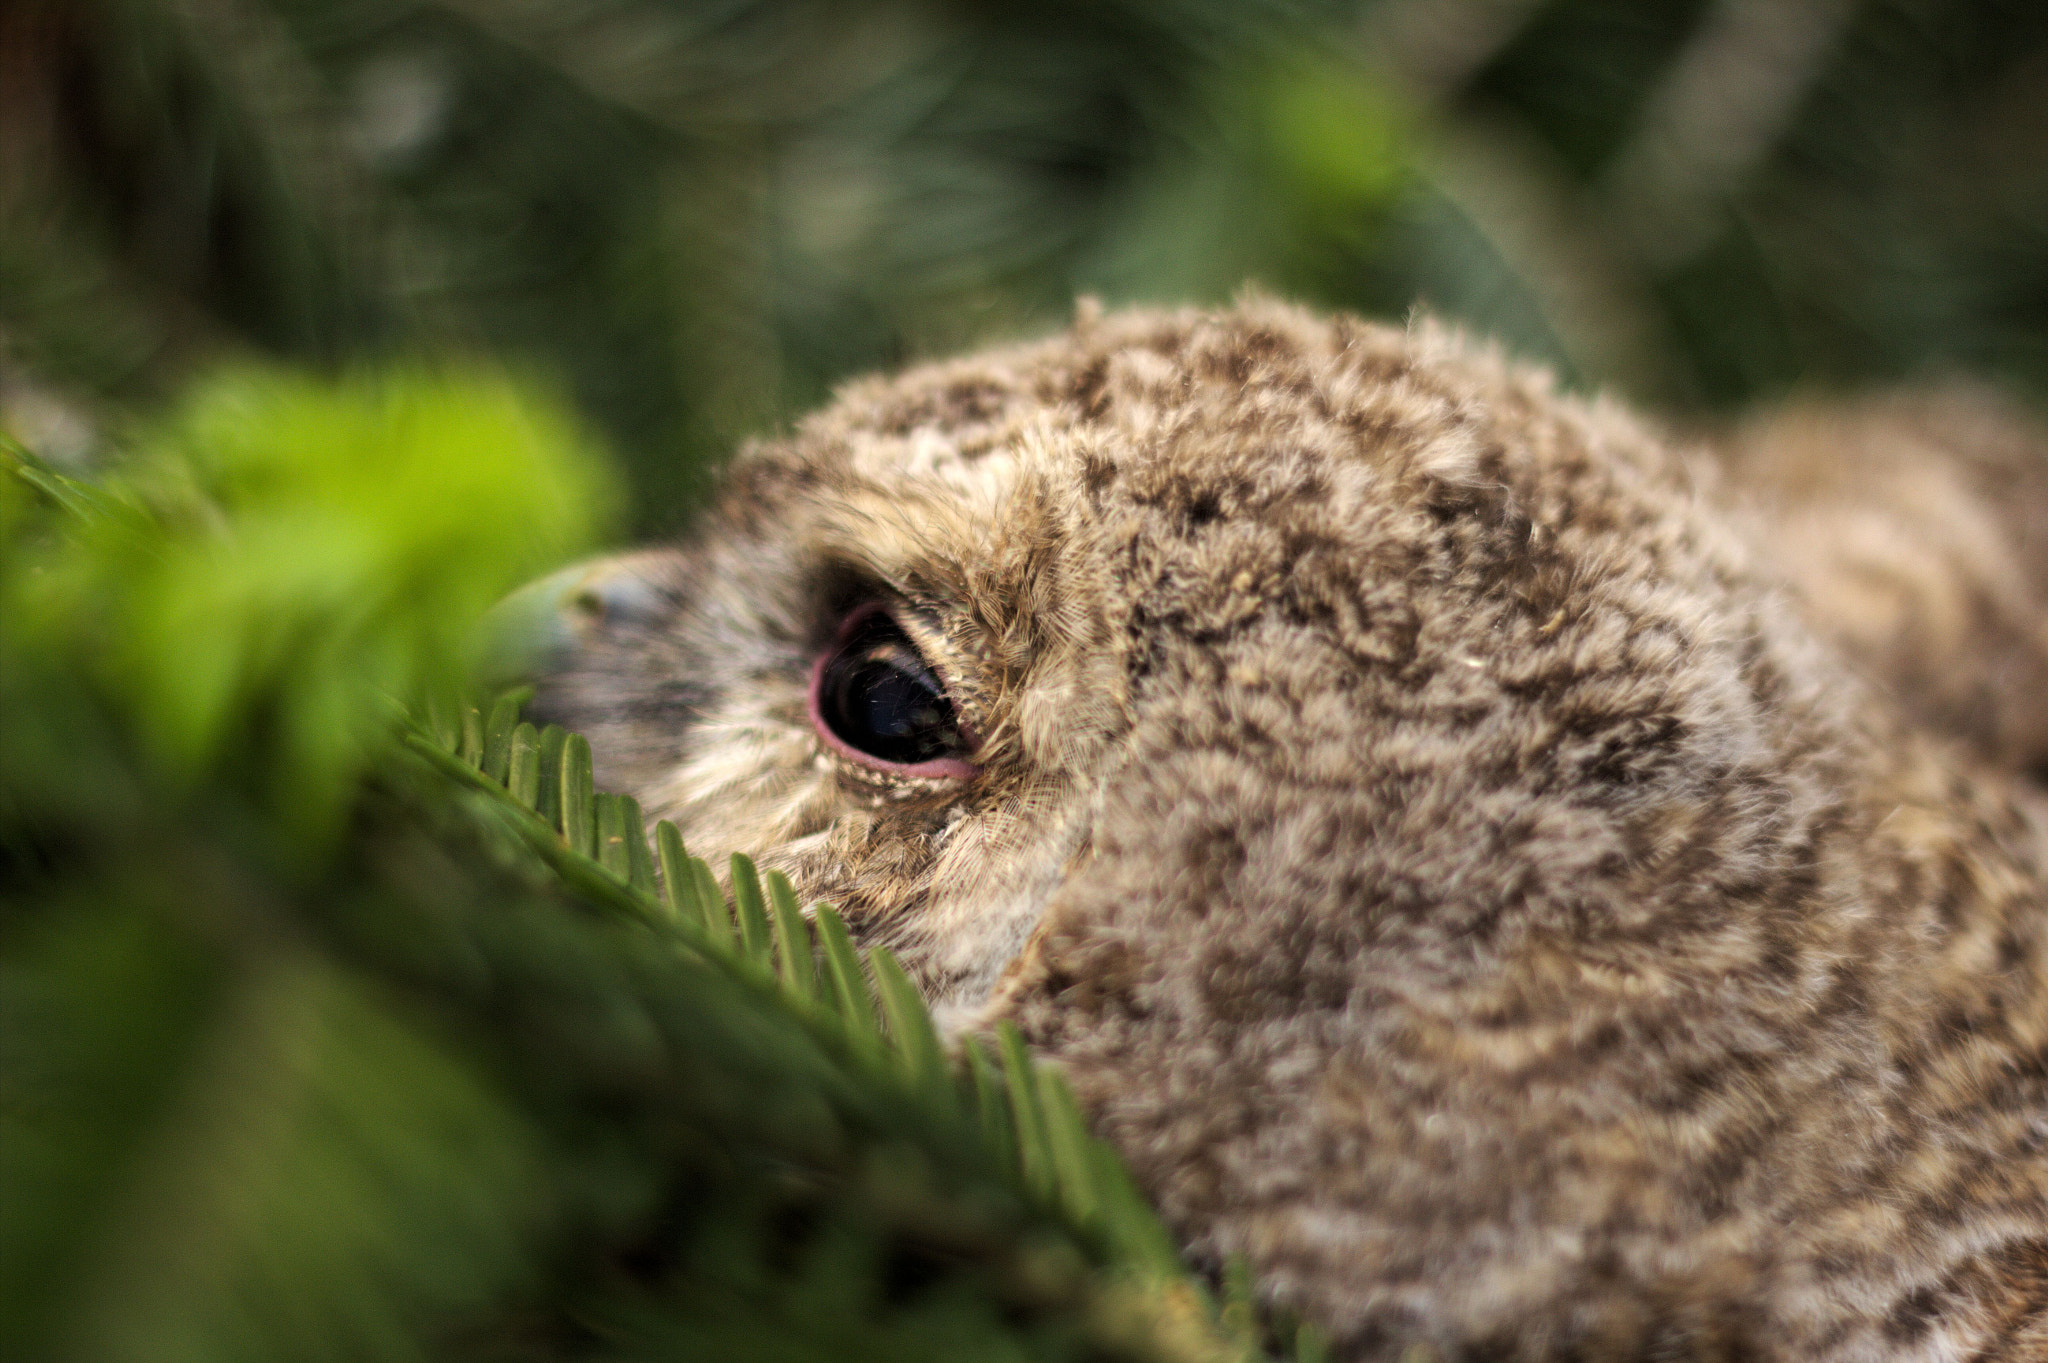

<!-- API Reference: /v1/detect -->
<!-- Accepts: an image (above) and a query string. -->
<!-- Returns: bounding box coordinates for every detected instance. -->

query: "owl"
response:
[528,298,2048,1361]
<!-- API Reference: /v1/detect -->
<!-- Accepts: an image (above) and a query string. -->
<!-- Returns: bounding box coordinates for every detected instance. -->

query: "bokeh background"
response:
[6,0,2048,533]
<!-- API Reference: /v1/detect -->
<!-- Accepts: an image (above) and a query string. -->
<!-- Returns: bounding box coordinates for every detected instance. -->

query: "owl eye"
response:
[808,605,979,779]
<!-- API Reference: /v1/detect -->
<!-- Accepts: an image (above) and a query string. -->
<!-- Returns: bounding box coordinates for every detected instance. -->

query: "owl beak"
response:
[479,553,671,687]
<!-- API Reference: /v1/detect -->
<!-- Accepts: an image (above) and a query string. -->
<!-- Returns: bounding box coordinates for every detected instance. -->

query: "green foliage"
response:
[10,1,2047,532]
[0,369,1300,1362]
[4,368,614,845]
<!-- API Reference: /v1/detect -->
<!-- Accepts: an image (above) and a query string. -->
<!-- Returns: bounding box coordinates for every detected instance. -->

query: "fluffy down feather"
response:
[534,299,2048,1361]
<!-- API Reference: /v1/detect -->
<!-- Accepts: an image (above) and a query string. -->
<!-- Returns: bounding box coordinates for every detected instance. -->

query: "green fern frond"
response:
[404,684,1292,1359]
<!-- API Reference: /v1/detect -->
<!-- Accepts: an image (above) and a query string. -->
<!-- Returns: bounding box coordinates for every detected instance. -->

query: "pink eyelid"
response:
[806,602,982,781]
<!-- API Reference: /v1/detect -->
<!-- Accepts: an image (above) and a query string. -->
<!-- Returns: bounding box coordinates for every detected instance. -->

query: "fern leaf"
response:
[621,796,656,895]
[654,820,691,923]
[459,703,484,768]
[813,905,877,1038]
[595,793,633,881]
[536,724,568,830]
[507,723,541,808]
[560,734,595,855]
[765,869,818,1000]
[1039,1066,1101,1230]
[998,1020,1056,1202]
[964,1035,1017,1176]
[729,853,774,965]
[688,856,736,949]
[871,947,949,1099]
[482,693,522,782]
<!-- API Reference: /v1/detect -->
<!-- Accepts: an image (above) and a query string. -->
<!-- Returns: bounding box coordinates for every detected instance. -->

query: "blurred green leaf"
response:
[1263,54,1411,210]
[9,366,616,849]
[61,959,544,1363]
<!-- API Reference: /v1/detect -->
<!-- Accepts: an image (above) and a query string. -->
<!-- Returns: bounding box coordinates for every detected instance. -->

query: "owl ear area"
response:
[480,550,687,683]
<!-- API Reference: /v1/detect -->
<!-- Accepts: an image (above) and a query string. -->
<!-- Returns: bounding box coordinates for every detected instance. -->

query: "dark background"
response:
[6,0,2047,532]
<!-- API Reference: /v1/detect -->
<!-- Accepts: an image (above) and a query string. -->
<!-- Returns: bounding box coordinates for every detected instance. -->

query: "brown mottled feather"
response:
[533,299,2048,1361]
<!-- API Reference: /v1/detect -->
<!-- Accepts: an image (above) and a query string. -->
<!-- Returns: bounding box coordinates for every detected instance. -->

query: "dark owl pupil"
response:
[820,616,961,765]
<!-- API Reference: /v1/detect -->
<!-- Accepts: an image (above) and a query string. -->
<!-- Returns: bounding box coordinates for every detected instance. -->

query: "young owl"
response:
[528,299,2048,1361]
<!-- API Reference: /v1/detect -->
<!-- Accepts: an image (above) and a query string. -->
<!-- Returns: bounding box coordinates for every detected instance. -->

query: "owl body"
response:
[534,300,2048,1360]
